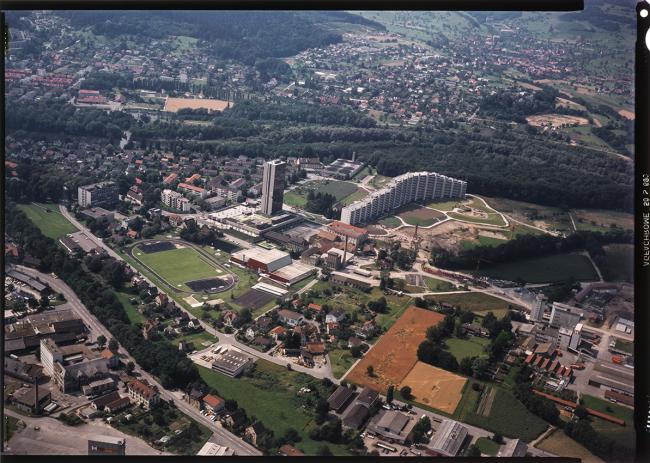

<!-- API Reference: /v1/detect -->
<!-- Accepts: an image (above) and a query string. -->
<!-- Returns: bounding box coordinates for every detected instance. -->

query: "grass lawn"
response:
[581,393,635,449]
[396,205,445,227]
[461,236,508,251]
[115,291,145,325]
[174,330,218,348]
[370,175,393,189]
[537,428,605,463]
[613,338,633,354]
[425,277,456,292]
[475,436,500,456]
[571,209,633,232]
[603,244,633,283]
[377,216,401,228]
[199,361,351,455]
[426,199,460,212]
[445,336,489,361]
[454,384,548,442]
[473,253,599,284]
[426,292,518,315]
[134,246,222,290]
[286,180,358,208]
[508,224,546,238]
[448,211,507,227]
[17,202,78,240]
[329,348,356,379]
[3,415,20,443]
[340,188,368,206]
[284,191,307,207]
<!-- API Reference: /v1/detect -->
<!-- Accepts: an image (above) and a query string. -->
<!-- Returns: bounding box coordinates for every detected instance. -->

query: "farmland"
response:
[345,306,444,393]
[536,429,605,463]
[16,202,78,240]
[454,384,547,442]
[474,253,599,284]
[399,362,467,414]
[199,361,351,455]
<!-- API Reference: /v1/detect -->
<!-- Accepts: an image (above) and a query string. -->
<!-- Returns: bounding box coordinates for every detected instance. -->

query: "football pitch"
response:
[134,245,221,291]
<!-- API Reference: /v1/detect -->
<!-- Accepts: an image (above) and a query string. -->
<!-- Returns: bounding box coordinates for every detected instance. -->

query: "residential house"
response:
[127,379,160,410]
[277,309,304,327]
[245,422,266,446]
[325,309,346,324]
[202,394,225,414]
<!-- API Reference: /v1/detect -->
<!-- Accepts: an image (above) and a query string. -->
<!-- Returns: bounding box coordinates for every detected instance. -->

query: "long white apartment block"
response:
[340,171,467,226]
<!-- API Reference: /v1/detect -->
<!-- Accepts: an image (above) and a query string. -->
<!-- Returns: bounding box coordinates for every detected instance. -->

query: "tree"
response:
[493,433,504,444]
[465,444,481,457]
[225,399,238,412]
[108,338,119,353]
[367,365,374,377]
[411,416,432,443]
[400,386,412,400]
[574,405,588,420]
[315,398,330,425]
[97,335,107,349]
[126,361,135,375]
[317,445,333,456]
[386,385,394,404]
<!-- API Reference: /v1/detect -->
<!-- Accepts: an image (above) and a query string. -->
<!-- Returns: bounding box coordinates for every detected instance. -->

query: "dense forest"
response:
[59,11,383,64]
[479,86,561,122]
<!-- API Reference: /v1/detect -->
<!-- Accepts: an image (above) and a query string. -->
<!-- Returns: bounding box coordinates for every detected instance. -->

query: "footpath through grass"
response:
[16,202,78,240]
[199,361,351,455]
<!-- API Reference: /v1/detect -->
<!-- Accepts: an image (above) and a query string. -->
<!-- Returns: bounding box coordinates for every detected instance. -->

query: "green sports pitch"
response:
[133,245,223,291]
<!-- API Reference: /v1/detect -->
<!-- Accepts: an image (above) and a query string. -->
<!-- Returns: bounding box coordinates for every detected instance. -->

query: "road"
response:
[4,408,168,455]
[15,265,260,456]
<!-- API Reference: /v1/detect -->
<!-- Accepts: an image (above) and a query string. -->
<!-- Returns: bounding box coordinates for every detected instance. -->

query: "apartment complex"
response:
[340,172,467,226]
[161,189,191,212]
[261,159,286,216]
[127,379,160,410]
[78,181,119,208]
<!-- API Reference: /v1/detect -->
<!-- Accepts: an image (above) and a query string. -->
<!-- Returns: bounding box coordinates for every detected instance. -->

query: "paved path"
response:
[4,408,168,455]
[16,265,260,456]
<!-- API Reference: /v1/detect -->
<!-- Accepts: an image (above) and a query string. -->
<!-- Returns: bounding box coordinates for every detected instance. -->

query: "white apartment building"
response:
[261,159,286,216]
[340,171,467,226]
[161,189,191,212]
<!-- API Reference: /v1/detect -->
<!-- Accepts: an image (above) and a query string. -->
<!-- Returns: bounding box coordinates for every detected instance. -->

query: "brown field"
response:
[399,362,467,414]
[526,114,589,128]
[555,97,586,111]
[163,97,230,113]
[345,306,444,394]
[618,109,635,120]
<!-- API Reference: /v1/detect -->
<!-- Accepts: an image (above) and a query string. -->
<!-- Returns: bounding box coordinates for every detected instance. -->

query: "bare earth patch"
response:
[526,114,589,128]
[163,97,231,113]
[399,362,467,414]
[618,109,634,120]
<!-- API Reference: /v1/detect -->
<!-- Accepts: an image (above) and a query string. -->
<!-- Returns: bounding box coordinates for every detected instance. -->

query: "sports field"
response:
[473,252,599,283]
[345,306,444,393]
[399,362,467,414]
[163,97,230,112]
[134,244,222,291]
[17,202,77,240]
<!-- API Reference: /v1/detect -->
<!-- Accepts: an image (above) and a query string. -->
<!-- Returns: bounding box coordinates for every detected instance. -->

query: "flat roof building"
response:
[231,247,292,273]
[367,410,418,445]
[88,436,126,456]
[428,419,468,457]
[197,442,235,456]
[78,181,118,208]
[212,349,253,378]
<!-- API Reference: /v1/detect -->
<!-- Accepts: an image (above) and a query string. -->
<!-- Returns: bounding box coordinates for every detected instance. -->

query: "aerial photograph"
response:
[2,2,638,461]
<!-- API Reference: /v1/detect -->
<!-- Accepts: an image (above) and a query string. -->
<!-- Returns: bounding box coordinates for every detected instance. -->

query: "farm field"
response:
[473,253,599,284]
[445,336,489,362]
[536,428,605,463]
[571,209,634,232]
[396,205,445,227]
[17,202,78,240]
[134,245,221,290]
[345,306,444,393]
[163,97,230,112]
[454,384,547,442]
[329,348,356,379]
[399,362,467,414]
[603,244,633,283]
[198,361,351,455]
[426,292,518,318]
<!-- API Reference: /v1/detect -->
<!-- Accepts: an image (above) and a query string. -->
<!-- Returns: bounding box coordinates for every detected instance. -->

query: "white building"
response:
[261,159,286,216]
[549,302,582,331]
[161,189,190,212]
[530,294,546,322]
[78,181,118,208]
[340,171,467,226]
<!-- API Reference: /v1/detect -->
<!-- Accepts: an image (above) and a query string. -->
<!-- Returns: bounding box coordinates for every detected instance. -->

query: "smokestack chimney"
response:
[342,236,348,269]
[34,377,39,415]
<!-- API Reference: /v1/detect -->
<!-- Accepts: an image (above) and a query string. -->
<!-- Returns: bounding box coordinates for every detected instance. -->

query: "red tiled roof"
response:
[203,394,224,408]
[101,349,116,359]
[128,379,159,399]
[178,182,206,193]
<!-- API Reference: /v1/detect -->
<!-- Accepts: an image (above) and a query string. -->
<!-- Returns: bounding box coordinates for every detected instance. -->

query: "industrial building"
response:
[326,221,369,248]
[322,158,364,179]
[212,349,253,378]
[427,419,468,457]
[267,261,316,286]
[340,171,467,226]
[198,442,235,456]
[78,181,119,208]
[498,439,528,457]
[231,247,292,273]
[161,189,191,212]
[588,361,634,396]
[261,159,286,216]
[366,410,418,444]
[549,302,582,331]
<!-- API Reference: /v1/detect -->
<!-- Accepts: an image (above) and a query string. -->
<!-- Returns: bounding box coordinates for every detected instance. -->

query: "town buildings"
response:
[341,171,467,226]
[161,188,191,212]
[260,159,286,216]
[127,379,160,409]
[78,181,119,208]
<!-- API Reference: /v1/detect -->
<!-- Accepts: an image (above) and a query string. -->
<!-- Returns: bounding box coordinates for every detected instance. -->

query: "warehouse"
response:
[588,361,634,396]
[427,419,468,457]
[212,349,253,378]
[231,247,292,273]
[268,262,316,286]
